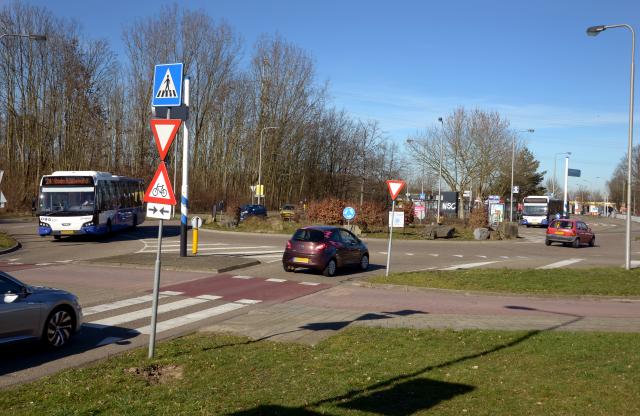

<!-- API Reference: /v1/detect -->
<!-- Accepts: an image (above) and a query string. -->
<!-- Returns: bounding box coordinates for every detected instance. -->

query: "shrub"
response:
[305,198,387,231]
[468,205,488,229]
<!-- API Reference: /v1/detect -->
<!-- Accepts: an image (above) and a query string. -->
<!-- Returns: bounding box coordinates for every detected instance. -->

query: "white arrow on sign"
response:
[147,202,172,220]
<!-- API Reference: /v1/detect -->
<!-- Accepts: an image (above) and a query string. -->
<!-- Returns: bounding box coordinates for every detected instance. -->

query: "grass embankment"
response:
[371,268,640,297]
[0,232,17,249]
[1,328,638,415]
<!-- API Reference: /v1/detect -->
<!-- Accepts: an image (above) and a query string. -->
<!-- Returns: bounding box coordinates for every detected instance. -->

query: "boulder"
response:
[473,227,490,240]
[422,225,455,240]
[497,222,519,239]
[344,224,362,237]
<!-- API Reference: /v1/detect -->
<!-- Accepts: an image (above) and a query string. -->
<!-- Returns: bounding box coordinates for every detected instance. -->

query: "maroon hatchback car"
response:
[282,226,369,277]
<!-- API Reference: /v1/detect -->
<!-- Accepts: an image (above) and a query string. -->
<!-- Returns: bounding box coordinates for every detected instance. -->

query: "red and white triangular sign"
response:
[150,119,181,160]
[386,180,405,201]
[144,162,176,205]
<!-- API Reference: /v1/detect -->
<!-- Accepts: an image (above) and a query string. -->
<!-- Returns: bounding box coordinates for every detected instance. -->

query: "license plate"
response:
[293,257,309,264]
[61,230,75,235]
[555,231,564,235]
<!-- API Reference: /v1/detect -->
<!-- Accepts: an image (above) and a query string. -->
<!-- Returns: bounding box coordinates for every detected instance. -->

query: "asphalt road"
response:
[1,214,639,388]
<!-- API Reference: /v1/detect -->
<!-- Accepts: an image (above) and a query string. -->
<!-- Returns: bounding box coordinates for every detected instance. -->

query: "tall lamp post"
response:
[257,126,277,205]
[587,23,635,270]
[437,117,444,223]
[553,151,571,197]
[510,129,534,222]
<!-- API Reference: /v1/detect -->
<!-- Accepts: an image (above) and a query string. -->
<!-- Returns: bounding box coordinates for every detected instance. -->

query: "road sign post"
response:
[180,77,190,258]
[385,180,405,277]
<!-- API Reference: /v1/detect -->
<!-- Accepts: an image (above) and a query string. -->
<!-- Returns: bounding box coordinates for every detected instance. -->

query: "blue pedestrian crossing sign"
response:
[152,63,183,107]
[343,206,356,221]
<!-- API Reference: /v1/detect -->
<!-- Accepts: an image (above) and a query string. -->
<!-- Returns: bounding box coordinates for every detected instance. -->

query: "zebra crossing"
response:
[137,239,284,262]
[81,274,331,347]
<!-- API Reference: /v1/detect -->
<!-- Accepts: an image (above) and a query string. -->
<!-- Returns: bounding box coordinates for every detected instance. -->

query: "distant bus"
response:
[520,195,563,227]
[38,171,145,239]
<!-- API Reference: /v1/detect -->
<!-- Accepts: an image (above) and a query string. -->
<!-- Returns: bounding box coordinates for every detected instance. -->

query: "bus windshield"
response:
[39,190,95,215]
[523,205,548,216]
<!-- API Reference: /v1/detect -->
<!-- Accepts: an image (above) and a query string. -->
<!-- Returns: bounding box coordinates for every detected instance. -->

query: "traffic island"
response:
[82,252,260,273]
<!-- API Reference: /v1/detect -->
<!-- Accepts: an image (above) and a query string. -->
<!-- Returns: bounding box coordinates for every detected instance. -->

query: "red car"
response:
[545,218,595,248]
[282,226,369,277]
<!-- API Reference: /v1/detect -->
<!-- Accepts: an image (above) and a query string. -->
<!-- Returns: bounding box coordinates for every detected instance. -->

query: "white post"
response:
[563,156,569,217]
[179,77,190,257]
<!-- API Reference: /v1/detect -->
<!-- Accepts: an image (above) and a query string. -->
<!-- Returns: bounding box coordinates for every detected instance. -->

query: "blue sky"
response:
[25,0,638,193]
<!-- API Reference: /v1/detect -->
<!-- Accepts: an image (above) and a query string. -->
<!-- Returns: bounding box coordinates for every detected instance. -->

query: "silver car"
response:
[0,271,83,348]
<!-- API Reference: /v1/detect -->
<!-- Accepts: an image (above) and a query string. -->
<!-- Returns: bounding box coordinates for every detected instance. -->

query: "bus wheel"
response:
[53,235,61,240]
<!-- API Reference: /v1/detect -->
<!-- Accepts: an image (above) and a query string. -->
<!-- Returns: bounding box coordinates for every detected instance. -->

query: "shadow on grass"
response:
[229,308,583,415]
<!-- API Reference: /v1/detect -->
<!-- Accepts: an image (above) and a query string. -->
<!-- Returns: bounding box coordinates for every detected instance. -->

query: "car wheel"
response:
[545,239,551,246]
[323,259,337,277]
[589,236,595,247]
[573,238,580,248]
[283,264,295,272]
[131,214,138,229]
[359,254,369,271]
[42,307,74,348]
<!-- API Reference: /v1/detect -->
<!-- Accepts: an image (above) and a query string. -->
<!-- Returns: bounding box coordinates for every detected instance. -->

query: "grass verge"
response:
[1,327,638,415]
[0,232,17,249]
[370,268,640,297]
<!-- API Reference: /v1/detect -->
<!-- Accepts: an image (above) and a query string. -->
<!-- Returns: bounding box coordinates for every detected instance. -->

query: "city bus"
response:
[520,195,563,227]
[37,171,145,239]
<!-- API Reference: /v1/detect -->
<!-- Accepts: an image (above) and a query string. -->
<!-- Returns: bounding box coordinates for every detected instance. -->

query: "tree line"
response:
[1,2,547,214]
[0,3,401,211]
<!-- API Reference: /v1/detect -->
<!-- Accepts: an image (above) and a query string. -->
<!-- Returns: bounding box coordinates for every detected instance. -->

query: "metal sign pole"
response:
[385,200,395,277]
[180,77,190,257]
[149,106,171,359]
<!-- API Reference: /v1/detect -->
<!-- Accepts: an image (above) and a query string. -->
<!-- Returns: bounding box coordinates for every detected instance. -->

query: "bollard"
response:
[191,216,202,255]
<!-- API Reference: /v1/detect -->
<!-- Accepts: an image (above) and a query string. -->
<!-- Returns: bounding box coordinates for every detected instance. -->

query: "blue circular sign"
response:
[343,206,356,220]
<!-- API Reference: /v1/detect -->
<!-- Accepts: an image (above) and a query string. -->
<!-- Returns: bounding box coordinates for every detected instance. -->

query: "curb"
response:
[77,259,261,274]
[0,241,21,256]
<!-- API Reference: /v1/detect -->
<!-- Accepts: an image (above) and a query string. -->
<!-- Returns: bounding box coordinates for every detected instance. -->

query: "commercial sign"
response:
[388,211,405,228]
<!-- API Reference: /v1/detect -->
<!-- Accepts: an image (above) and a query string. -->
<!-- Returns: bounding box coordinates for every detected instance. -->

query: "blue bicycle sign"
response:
[343,207,356,221]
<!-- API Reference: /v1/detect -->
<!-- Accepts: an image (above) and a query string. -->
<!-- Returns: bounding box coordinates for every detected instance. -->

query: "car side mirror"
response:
[3,293,19,304]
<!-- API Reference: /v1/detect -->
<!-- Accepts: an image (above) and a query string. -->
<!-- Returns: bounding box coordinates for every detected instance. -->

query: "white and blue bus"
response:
[38,171,145,239]
[521,195,563,227]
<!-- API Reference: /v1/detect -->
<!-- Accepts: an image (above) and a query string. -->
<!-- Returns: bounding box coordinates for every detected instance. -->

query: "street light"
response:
[0,33,47,42]
[510,129,534,222]
[587,23,635,270]
[553,152,571,197]
[437,117,444,223]
[257,126,277,205]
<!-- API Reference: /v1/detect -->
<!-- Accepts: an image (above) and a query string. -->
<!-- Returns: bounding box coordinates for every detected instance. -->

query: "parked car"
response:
[279,204,298,221]
[545,218,595,248]
[0,271,83,348]
[239,204,267,222]
[282,226,369,277]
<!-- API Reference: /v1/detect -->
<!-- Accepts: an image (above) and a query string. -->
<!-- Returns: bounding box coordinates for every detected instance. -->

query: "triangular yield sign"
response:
[150,119,181,160]
[144,162,176,205]
[386,180,405,201]
[155,68,178,98]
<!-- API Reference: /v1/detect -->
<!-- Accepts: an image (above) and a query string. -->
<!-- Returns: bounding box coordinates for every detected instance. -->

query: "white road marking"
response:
[7,262,23,265]
[84,293,177,316]
[500,256,509,259]
[537,258,584,269]
[407,266,437,272]
[300,282,320,286]
[453,255,463,258]
[55,259,73,263]
[90,297,209,327]
[235,299,262,304]
[8,258,19,261]
[232,275,254,279]
[429,253,439,257]
[439,261,500,271]
[35,263,53,266]
[266,278,286,283]
[136,302,247,334]
[197,295,222,301]
[379,251,387,255]
[406,253,415,256]
[476,255,487,258]
[630,261,640,269]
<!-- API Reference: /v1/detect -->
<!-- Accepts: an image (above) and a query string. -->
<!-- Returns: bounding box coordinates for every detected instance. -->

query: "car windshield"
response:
[523,205,547,216]
[282,205,295,210]
[292,229,325,242]
[551,220,573,229]
[39,190,95,215]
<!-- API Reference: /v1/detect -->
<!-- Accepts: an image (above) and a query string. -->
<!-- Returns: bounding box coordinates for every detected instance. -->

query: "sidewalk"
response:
[202,282,640,344]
